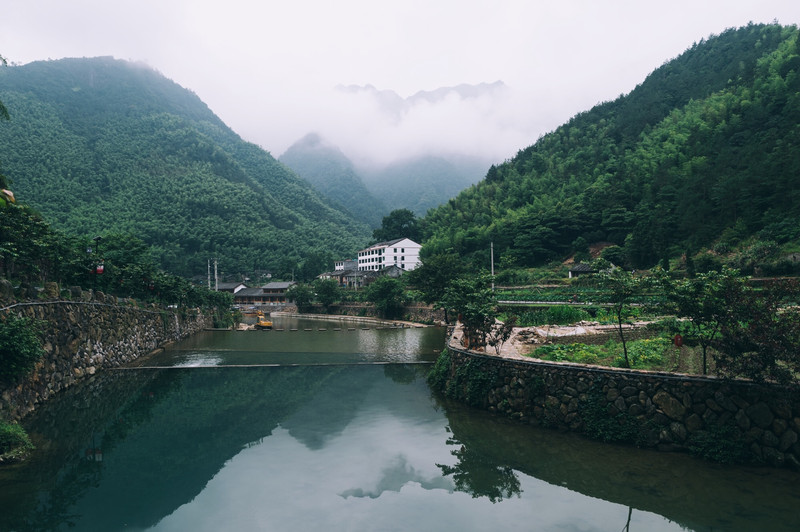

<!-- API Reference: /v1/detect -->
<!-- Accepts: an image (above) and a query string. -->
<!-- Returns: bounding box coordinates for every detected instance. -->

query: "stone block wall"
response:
[1,294,211,420]
[439,345,800,469]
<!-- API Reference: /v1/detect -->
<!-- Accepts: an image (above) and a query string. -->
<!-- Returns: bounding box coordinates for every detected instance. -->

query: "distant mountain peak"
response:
[408,80,507,104]
[283,132,348,160]
[334,81,507,119]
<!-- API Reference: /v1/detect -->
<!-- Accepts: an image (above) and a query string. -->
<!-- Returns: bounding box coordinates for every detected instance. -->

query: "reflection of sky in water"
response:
[356,329,424,362]
[147,398,682,532]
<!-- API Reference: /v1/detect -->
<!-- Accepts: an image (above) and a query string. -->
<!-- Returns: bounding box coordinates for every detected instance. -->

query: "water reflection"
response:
[137,319,445,367]
[437,398,800,531]
[438,434,522,503]
[1,320,797,532]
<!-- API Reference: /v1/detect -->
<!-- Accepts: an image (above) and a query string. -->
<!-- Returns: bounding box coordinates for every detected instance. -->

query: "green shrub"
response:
[534,343,601,364]
[0,314,45,383]
[437,355,499,407]
[622,337,670,368]
[427,349,452,392]
[579,391,638,443]
[515,305,592,326]
[688,422,749,464]
[0,420,34,459]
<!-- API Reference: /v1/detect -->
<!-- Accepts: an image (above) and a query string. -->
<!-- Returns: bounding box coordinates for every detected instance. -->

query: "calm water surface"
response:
[1,316,798,531]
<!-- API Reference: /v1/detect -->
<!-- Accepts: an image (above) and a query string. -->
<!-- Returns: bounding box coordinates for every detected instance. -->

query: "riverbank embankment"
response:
[1,291,212,421]
[435,324,800,469]
[277,303,445,325]
[268,311,432,328]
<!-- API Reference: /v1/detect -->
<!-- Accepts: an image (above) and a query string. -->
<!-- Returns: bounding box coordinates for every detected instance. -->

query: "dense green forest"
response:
[0,57,370,280]
[279,133,387,227]
[420,23,800,274]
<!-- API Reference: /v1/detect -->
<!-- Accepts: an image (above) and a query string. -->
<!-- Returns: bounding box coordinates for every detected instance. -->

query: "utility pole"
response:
[491,241,495,291]
[208,259,211,290]
[214,258,219,291]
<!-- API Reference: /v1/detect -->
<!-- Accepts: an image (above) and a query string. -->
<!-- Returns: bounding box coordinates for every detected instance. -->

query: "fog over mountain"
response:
[334,81,508,122]
[5,1,798,179]
[279,81,511,215]
[295,80,533,170]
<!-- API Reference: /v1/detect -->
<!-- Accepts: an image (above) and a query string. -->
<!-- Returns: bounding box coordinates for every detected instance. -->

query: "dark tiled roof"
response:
[216,282,247,290]
[233,287,266,297]
[262,281,295,290]
[569,263,596,273]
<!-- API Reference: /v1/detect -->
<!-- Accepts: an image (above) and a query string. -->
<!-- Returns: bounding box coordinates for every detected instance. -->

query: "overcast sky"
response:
[2,1,800,166]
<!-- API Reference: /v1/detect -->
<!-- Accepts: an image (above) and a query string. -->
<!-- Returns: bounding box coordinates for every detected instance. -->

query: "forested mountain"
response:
[420,23,800,273]
[280,132,487,220]
[0,57,370,279]
[279,133,387,227]
[360,154,487,216]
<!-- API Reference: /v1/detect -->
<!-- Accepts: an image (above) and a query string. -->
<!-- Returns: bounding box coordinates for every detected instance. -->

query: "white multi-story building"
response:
[357,238,421,271]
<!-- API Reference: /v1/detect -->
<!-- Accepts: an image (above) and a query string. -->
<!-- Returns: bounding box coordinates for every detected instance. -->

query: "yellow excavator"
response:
[255,310,272,330]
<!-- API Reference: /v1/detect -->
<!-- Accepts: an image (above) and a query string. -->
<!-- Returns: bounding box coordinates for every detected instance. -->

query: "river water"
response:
[1,316,798,531]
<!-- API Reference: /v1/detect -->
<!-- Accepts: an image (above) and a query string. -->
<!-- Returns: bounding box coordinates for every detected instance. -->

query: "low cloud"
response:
[273,81,550,168]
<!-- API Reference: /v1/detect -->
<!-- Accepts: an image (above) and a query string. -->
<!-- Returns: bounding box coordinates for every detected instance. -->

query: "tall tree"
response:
[313,278,341,312]
[596,269,645,368]
[715,277,800,384]
[405,251,466,322]
[441,273,497,350]
[364,276,406,319]
[657,268,735,374]
[372,209,420,243]
[287,283,314,313]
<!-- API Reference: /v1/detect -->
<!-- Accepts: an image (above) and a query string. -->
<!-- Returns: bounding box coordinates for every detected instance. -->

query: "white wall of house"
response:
[334,259,357,271]
[357,238,421,271]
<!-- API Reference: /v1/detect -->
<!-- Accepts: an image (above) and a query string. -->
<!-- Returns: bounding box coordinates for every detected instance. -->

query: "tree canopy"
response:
[0,57,371,280]
[372,209,421,243]
[419,23,800,272]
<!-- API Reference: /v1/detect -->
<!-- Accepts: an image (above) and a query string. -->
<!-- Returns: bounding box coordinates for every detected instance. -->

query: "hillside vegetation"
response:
[420,23,800,275]
[0,57,370,279]
[279,133,387,228]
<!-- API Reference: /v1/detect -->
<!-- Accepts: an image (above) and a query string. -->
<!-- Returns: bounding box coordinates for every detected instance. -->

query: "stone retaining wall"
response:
[438,344,800,469]
[1,293,212,420]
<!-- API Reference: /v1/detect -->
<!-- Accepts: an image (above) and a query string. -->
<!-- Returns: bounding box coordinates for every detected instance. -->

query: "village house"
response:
[568,263,597,279]
[232,281,296,306]
[357,238,421,272]
[215,281,248,293]
[319,260,407,289]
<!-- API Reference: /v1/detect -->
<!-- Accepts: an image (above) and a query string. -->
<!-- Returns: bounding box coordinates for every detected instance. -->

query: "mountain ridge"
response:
[279,132,387,227]
[0,57,370,279]
[420,23,800,274]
